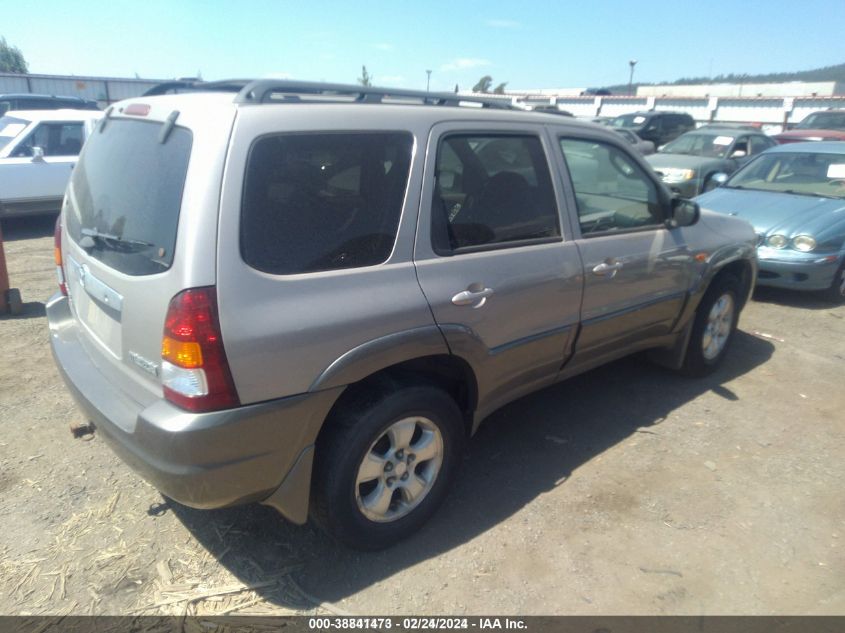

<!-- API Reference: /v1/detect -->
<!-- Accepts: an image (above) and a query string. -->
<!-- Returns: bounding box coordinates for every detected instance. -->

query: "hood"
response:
[695,187,845,242]
[647,153,724,172]
[774,129,845,142]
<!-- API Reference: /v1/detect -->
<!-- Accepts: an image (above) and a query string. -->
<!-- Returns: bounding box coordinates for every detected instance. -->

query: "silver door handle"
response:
[592,261,623,276]
[451,287,494,306]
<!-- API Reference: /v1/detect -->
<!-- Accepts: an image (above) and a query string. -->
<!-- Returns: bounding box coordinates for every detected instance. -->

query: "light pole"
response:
[426,69,432,92]
[628,59,638,95]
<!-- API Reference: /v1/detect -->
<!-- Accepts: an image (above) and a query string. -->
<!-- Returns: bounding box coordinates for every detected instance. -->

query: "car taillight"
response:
[54,216,67,296]
[161,287,239,412]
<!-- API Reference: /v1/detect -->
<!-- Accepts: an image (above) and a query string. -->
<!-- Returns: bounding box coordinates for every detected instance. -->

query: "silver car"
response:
[48,80,757,550]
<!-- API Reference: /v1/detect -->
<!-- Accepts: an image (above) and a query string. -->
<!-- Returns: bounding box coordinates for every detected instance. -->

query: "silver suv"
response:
[48,80,757,550]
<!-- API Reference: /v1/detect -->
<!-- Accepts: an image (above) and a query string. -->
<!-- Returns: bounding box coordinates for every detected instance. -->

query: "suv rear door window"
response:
[241,132,413,275]
[430,134,560,252]
[65,118,192,275]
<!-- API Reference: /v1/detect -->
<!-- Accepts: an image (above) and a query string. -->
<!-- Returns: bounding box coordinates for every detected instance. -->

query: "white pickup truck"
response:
[0,109,102,218]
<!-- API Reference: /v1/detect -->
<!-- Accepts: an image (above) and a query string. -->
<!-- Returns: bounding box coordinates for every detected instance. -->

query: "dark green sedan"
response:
[647,126,776,198]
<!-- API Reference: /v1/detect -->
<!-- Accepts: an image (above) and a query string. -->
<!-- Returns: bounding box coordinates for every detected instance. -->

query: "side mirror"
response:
[730,149,747,159]
[666,197,700,228]
[704,172,729,192]
[31,146,45,162]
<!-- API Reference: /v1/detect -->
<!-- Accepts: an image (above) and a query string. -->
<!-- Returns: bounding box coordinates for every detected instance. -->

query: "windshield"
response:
[795,111,845,130]
[661,133,734,158]
[611,114,648,129]
[726,151,845,198]
[65,118,192,275]
[0,115,30,152]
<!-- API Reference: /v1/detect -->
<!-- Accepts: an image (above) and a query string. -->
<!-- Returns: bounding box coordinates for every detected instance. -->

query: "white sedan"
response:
[0,109,102,218]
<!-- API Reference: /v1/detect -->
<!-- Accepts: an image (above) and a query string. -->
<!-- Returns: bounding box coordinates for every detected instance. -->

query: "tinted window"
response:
[560,138,663,234]
[431,134,560,252]
[66,119,192,276]
[749,135,774,155]
[241,132,412,275]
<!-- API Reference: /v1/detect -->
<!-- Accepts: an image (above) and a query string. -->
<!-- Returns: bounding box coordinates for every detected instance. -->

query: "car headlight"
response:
[766,234,788,249]
[792,235,817,252]
[658,167,695,183]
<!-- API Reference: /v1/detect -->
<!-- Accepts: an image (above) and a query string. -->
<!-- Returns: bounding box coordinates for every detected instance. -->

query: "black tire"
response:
[821,261,845,304]
[310,384,464,550]
[681,274,741,377]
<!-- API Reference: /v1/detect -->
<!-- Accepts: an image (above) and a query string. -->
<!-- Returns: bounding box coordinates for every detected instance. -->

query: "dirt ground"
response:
[1,215,843,617]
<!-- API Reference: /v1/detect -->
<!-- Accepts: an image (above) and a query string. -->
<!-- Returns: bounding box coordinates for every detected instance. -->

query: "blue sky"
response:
[3,0,843,91]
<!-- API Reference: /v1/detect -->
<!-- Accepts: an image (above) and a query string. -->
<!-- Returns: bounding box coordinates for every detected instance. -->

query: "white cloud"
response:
[486,19,522,28]
[373,43,394,51]
[440,58,492,72]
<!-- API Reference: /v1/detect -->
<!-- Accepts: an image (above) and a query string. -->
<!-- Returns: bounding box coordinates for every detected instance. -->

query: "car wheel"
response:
[311,384,464,550]
[681,274,741,377]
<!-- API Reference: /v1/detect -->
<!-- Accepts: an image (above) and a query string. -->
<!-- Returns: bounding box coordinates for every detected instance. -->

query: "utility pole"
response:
[426,69,432,92]
[628,59,638,95]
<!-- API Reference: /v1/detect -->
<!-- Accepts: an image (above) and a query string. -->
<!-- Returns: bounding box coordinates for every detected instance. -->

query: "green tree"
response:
[358,65,372,87]
[472,75,493,93]
[493,82,508,94]
[0,37,28,73]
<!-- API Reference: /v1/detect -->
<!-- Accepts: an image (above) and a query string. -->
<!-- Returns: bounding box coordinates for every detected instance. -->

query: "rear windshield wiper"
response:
[79,227,156,253]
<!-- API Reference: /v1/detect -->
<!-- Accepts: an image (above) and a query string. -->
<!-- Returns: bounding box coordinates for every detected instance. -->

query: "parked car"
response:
[0,94,99,116]
[0,109,102,218]
[696,141,845,302]
[610,111,695,147]
[530,105,574,117]
[48,80,757,550]
[773,109,845,144]
[612,127,655,155]
[647,127,777,197]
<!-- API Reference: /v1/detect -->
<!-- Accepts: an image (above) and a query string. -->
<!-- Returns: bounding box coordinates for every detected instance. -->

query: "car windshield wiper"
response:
[79,227,156,253]
[781,189,839,199]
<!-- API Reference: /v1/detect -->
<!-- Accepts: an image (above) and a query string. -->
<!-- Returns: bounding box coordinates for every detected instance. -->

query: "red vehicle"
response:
[773,109,845,144]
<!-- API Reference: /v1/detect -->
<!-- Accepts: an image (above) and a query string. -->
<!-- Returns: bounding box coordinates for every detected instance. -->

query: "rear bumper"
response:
[756,250,844,291]
[47,293,341,522]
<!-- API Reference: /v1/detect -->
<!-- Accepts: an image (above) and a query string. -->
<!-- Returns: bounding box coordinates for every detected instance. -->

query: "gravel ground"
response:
[1,215,843,617]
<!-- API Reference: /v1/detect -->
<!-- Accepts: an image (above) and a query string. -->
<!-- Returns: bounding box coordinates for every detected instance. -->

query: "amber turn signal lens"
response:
[161,336,204,368]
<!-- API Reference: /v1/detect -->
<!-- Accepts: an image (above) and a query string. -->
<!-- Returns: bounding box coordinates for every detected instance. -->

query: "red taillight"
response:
[54,215,67,296]
[161,287,239,412]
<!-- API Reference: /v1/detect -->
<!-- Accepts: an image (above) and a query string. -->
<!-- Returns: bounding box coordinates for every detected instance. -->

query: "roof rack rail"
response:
[143,78,517,109]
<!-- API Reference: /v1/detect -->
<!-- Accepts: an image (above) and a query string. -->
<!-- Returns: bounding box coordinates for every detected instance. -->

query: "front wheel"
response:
[310,385,464,550]
[681,274,741,377]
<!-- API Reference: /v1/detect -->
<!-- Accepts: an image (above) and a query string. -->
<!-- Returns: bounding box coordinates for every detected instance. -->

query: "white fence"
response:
[520,94,845,133]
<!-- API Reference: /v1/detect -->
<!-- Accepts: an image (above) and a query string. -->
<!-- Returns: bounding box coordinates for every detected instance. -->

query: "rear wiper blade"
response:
[80,227,155,252]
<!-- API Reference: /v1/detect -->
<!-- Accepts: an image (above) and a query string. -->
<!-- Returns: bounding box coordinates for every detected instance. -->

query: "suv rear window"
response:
[65,118,192,276]
[241,132,413,275]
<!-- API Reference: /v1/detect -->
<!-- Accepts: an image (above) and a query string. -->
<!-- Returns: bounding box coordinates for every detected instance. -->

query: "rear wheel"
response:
[311,385,464,550]
[681,274,741,377]
[822,261,845,304]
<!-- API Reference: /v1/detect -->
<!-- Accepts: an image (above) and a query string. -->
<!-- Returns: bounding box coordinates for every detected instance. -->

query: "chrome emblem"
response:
[130,351,160,377]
